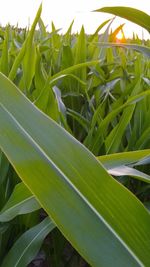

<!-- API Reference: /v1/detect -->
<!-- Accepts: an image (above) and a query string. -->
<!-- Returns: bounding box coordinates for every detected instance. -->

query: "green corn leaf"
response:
[99,18,115,60]
[0,224,10,260]
[108,166,150,183]
[63,20,74,44]
[1,217,55,267]
[19,4,42,92]
[34,60,100,120]
[34,46,47,98]
[88,19,111,42]
[88,90,150,155]
[74,26,86,83]
[135,126,150,149]
[8,4,42,82]
[94,42,150,58]
[38,18,47,39]
[0,27,9,76]
[0,73,150,266]
[50,74,86,87]
[0,152,9,185]
[105,105,135,154]
[98,149,150,169]
[105,79,141,154]
[48,59,101,83]
[67,108,90,132]
[0,183,40,222]
[98,150,150,183]
[94,6,150,33]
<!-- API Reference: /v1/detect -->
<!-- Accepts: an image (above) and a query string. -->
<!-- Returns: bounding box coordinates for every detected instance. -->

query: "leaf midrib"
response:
[14,220,53,267]
[0,102,143,265]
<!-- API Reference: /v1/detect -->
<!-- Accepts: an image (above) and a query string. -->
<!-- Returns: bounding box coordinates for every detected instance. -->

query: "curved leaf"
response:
[0,73,150,266]
[0,183,40,222]
[108,166,150,183]
[98,149,150,169]
[94,42,150,58]
[94,6,150,33]
[98,150,150,183]
[1,217,55,267]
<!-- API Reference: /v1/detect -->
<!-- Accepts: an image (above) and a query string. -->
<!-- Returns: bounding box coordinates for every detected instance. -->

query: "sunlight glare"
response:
[116,31,124,40]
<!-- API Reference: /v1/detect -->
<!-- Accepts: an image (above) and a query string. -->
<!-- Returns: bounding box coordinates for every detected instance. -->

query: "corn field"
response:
[0,4,150,267]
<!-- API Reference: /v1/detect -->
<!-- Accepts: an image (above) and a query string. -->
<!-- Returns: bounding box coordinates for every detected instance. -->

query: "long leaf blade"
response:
[1,217,54,267]
[0,73,150,266]
[98,150,150,169]
[94,42,150,58]
[94,6,150,33]
[0,183,40,222]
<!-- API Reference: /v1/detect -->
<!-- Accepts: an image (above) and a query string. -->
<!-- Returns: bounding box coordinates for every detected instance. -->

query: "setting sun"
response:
[116,31,124,40]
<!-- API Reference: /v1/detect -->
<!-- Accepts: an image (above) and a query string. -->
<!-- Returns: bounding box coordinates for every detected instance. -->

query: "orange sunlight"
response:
[116,31,124,40]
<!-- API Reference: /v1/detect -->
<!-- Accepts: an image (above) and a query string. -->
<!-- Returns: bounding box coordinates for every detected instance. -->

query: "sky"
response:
[0,0,150,39]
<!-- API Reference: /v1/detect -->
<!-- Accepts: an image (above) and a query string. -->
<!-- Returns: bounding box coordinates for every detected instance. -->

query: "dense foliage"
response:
[0,5,150,267]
